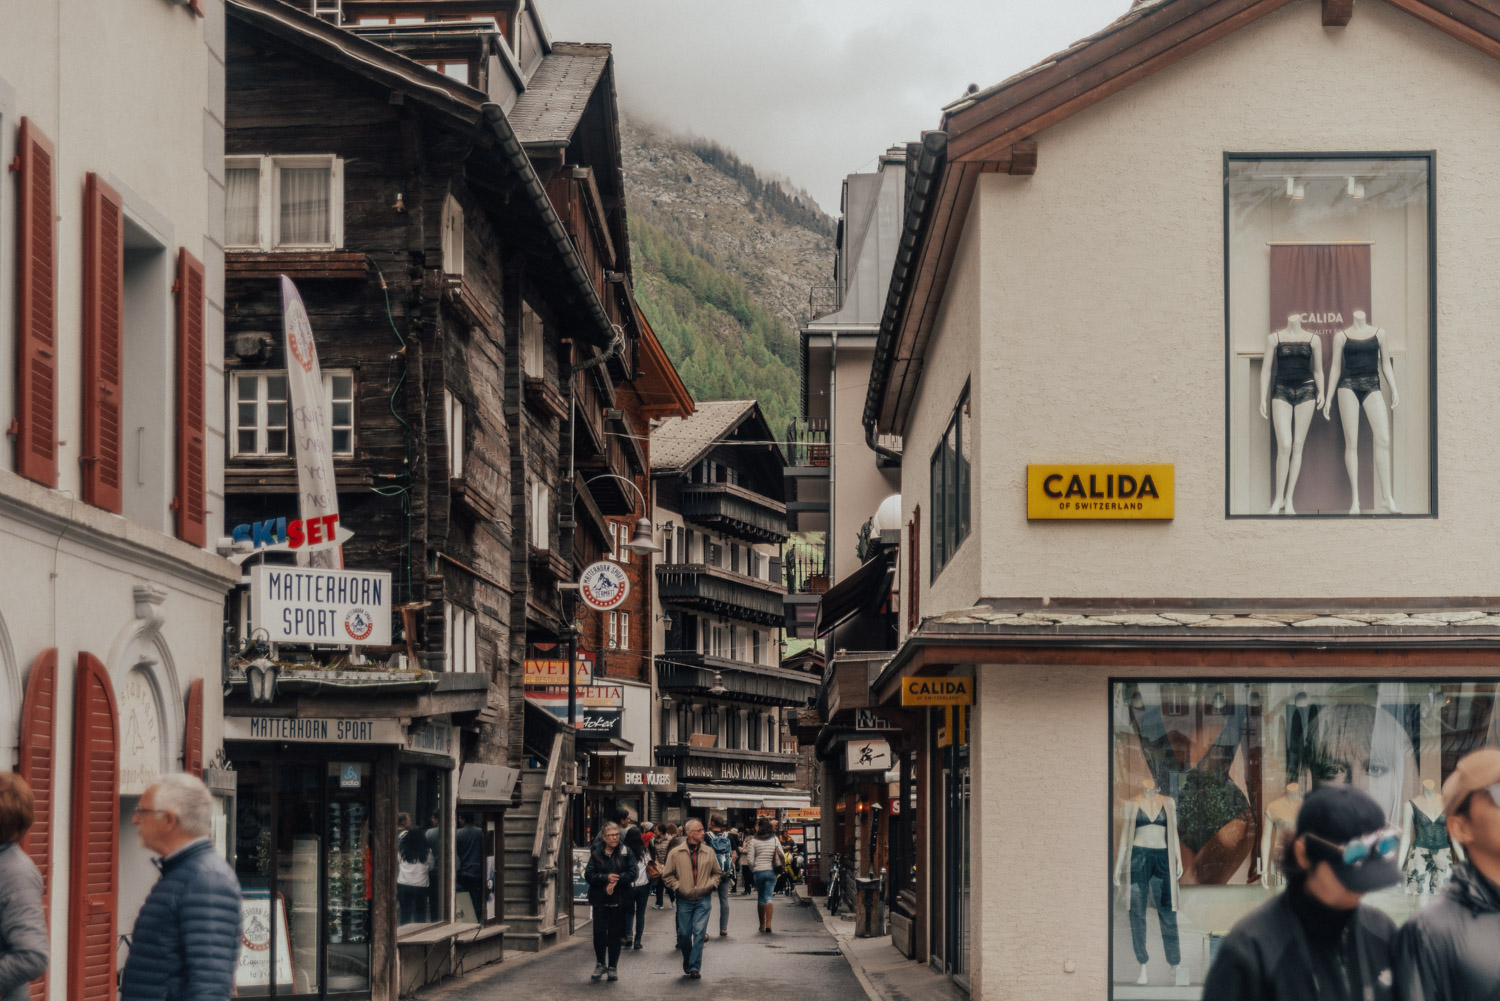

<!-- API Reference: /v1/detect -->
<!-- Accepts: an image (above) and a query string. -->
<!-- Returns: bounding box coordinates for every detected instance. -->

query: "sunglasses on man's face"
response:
[1303,826,1401,867]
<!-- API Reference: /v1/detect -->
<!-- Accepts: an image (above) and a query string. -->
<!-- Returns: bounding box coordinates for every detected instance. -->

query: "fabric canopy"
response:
[681,784,812,810]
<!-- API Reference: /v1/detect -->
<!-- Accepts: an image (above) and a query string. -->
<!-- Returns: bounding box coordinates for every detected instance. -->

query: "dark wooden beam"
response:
[1323,0,1354,26]
[1007,141,1038,176]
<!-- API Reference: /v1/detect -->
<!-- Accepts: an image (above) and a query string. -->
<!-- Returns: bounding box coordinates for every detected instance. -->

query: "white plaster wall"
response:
[926,0,1500,601]
[901,203,984,636]
[970,659,1476,1001]
[831,339,900,580]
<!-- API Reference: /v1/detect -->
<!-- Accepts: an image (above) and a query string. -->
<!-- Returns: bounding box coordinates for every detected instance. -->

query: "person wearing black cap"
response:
[1391,747,1500,1001]
[1201,784,1401,1001]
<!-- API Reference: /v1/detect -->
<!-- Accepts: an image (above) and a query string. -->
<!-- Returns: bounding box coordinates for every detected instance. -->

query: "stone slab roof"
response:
[650,399,757,473]
[508,42,610,147]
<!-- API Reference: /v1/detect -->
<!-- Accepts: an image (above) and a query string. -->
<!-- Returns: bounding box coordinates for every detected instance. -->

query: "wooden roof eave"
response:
[633,305,694,420]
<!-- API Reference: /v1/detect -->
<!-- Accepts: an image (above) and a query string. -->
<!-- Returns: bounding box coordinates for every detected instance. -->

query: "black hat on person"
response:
[1295,785,1403,893]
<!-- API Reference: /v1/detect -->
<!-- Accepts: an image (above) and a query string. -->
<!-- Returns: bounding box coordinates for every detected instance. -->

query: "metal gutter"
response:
[863,130,946,459]
[481,102,615,346]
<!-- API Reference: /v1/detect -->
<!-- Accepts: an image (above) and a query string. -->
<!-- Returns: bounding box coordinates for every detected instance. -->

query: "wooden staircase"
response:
[501,731,577,952]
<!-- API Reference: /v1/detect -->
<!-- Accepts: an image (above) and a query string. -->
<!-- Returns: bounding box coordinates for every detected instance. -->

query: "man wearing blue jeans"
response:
[706,816,737,936]
[661,819,721,978]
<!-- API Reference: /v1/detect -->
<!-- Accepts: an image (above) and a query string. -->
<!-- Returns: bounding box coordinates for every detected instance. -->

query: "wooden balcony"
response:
[656,563,785,626]
[680,483,788,544]
[655,652,818,707]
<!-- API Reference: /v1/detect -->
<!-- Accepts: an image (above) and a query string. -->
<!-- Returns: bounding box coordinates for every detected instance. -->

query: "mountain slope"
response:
[621,116,835,438]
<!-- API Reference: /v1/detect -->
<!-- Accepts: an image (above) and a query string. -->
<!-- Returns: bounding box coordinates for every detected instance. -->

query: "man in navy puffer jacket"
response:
[120,774,241,1001]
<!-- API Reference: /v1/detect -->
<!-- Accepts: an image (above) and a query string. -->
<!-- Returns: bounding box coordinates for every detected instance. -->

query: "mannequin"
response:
[1321,310,1400,514]
[1399,778,1464,896]
[1114,780,1187,986]
[1257,782,1302,888]
[1260,313,1324,515]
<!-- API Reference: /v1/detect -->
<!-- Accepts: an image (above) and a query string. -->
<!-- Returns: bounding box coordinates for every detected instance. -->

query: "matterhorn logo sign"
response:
[579,561,630,611]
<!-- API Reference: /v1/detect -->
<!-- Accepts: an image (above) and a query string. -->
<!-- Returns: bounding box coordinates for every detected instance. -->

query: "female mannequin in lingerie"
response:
[1113,779,1186,986]
[1257,782,1302,888]
[1399,778,1464,895]
[1321,310,1400,514]
[1259,313,1324,515]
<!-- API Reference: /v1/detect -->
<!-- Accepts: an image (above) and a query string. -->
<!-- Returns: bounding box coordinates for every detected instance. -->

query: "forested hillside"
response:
[622,117,835,439]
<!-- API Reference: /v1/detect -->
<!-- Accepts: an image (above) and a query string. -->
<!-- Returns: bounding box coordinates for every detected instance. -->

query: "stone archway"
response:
[105,618,183,793]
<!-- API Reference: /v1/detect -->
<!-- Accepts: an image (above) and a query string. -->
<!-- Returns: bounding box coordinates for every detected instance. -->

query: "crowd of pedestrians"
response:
[1202,747,1500,1001]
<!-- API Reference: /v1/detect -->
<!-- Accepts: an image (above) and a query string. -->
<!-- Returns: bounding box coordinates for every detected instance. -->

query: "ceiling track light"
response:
[1286,177,1305,200]
[1347,176,1366,199]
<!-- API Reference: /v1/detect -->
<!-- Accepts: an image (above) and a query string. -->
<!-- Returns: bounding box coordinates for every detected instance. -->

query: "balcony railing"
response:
[656,563,785,626]
[656,651,818,706]
[782,540,829,595]
[785,419,830,469]
[655,743,802,785]
[807,283,840,322]
[679,482,788,543]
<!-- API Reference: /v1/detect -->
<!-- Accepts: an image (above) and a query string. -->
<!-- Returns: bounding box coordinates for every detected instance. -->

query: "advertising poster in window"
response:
[1225,156,1434,516]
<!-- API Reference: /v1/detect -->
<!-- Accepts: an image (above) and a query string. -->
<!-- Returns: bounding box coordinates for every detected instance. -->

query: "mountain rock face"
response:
[621,114,835,437]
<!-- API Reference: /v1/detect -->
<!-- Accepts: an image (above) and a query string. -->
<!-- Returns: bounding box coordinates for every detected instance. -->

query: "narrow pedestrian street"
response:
[428,895,867,1001]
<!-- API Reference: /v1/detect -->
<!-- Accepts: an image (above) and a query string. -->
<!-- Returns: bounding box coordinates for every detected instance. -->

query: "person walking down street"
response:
[662,819,721,979]
[653,823,678,908]
[396,818,433,925]
[119,774,242,1001]
[746,818,785,934]
[707,816,736,937]
[454,814,485,922]
[1393,748,1500,1000]
[623,827,653,950]
[584,822,637,982]
[1201,785,1401,1001]
[0,774,48,1001]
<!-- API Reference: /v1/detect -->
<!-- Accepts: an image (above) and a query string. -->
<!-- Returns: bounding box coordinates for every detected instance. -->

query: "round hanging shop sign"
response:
[579,561,630,611]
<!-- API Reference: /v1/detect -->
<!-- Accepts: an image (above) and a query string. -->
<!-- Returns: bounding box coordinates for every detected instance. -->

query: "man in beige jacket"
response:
[662,819,721,978]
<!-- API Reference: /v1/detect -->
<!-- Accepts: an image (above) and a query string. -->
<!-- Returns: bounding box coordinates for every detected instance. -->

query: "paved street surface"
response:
[431,893,869,1001]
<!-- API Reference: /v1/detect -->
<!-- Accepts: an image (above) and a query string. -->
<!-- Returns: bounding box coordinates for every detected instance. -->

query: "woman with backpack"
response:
[746,817,785,933]
[707,816,736,937]
[584,822,637,982]
[623,826,653,950]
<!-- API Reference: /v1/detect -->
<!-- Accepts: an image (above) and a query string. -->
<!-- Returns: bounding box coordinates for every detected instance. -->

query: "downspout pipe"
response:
[863,130,947,461]
[481,102,616,348]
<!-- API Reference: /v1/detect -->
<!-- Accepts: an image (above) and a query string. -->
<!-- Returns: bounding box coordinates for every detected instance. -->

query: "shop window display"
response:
[396,767,447,931]
[1225,155,1434,516]
[1109,680,1498,998]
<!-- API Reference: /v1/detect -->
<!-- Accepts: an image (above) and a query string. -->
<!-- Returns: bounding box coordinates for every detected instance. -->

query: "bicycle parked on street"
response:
[825,853,847,915]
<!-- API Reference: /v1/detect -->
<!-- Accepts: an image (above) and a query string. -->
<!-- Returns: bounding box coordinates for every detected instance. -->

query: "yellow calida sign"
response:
[1026,464,1174,520]
[901,677,974,707]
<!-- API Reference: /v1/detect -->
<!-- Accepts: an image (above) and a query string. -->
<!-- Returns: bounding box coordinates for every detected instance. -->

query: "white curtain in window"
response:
[226,168,260,246]
[280,167,330,244]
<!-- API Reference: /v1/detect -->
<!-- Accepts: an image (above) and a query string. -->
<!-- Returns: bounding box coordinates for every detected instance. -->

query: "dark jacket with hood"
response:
[583,841,638,908]
[1201,878,1397,1001]
[1392,862,1500,1001]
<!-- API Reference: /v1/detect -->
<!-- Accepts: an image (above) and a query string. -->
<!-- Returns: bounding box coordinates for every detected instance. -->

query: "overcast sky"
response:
[542,0,1130,214]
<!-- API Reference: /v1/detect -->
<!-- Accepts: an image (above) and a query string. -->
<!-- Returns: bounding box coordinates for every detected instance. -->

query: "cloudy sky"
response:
[543,0,1130,213]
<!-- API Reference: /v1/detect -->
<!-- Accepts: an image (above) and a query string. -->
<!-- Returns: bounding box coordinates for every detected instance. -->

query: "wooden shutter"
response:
[173,249,207,547]
[18,649,57,1001]
[907,506,921,632]
[11,118,58,486]
[82,174,125,512]
[69,652,119,1001]
[184,677,205,778]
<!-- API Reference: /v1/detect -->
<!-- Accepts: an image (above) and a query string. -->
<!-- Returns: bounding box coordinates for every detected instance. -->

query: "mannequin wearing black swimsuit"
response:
[1321,311,1400,514]
[1259,314,1324,515]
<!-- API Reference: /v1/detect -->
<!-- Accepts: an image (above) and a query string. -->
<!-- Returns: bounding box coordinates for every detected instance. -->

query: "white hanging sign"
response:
[250,565,391,645]
[281,276,341,569]
[578,561,630,611]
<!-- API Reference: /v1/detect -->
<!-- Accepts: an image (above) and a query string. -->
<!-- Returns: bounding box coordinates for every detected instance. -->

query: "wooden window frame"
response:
[444,387,464,477]
[224,154,344,251]
[929,386,971,581]
[441,193,464,278]
[229,370,354,458]
[444,603,477,674]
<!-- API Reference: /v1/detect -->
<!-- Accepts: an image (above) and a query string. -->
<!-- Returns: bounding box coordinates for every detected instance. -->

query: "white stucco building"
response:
[0,4,234,999]
[864,1,1500,998]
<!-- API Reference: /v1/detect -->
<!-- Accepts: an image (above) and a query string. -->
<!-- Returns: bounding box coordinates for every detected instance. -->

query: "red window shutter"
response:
[173,249,207,547]
[11,118,58,487]
[907,506,921,632]
[69,652,119,1001]
[185,677,204,778]
[18,648,57,1001]
[82,173,125,512]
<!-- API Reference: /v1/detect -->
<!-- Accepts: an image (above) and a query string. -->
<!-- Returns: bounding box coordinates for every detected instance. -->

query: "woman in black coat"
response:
[584,822,637,982]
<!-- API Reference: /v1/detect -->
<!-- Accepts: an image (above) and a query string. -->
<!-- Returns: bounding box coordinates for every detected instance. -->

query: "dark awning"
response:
[814,549,895,637]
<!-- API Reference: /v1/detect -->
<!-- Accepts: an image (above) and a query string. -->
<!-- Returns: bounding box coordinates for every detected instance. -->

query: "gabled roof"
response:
[650,400,760,473]
[866,0,1500,436]
[509,42,611,147]
[632,304,695,422]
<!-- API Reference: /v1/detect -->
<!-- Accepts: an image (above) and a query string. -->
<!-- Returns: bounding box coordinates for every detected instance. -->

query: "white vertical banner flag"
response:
[280,276,342,568]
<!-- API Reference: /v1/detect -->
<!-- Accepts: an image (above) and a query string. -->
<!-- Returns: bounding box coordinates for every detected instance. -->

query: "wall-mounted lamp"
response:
[1286,177,1305,200]
[246,656,279,704]
[709,672,727,695]
[393,192,407,213]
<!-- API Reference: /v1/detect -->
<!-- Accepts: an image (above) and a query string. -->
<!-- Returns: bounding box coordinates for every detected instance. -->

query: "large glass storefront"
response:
[1109,679,1500,999]
[235,760,374,997]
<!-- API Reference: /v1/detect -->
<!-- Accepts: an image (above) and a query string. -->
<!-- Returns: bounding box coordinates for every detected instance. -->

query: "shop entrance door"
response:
[943,751,971,988]
[234,759,374,999]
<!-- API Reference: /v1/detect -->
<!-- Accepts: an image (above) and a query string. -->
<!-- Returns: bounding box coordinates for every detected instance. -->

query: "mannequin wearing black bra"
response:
[1321,310,1400,515]
[1259,313,1324,515]
[1399,780,1465,895]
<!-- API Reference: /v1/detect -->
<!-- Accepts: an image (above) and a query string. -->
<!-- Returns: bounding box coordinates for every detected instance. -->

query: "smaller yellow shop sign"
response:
[901,677,974,707]
[1027,464,1174,520]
